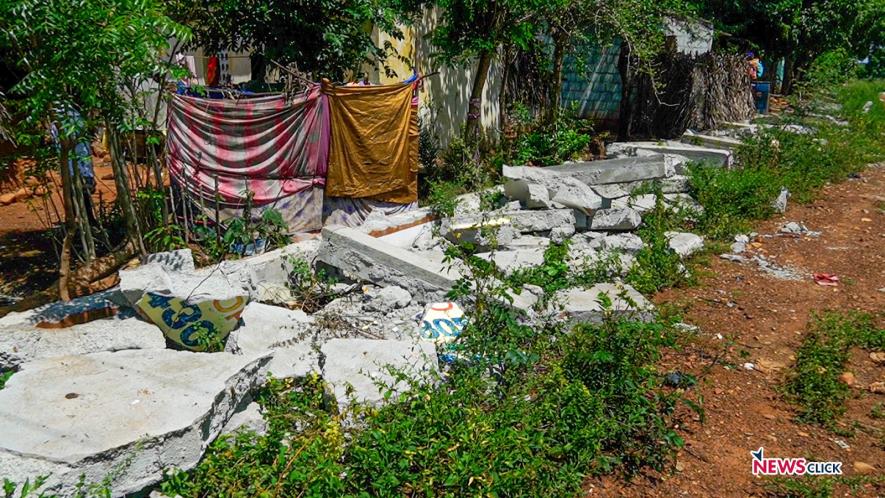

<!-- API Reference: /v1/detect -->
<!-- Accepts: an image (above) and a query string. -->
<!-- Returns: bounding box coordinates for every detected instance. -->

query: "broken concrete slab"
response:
[0,350,270,497]
[590,184,629,208]
[502,166,603,214]
[608,141,733,167]
[681,132,743,151]
[504,180,554,209]
[665,232,705,258]
[611,194,657,213]
[119,263,174,307]
[504,234,551,251]
[212,238,321,304]
[544,156,671,185]
[590,208,642,231]
[0,316,166,370]
[440,216,516,249]
[476,248,547,274]
[321,338,438,407]
[225,302,317,379]
[0,289,127,329]
[501,209,576,233]
[318,226,462,303]
[552,283,654,325]
[144,248,195,273]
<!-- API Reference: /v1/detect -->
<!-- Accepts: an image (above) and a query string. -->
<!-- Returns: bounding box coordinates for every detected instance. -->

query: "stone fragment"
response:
[544,156,671,184]
[321,338,438,407]
[607,141,733,167]
[590,208,641,231]
[550,224,576,243]
[504,180,553,209]
[0,350,270,497]
[612,194,657,213]
[476,249,546,274]
[221,401,267,436]
[502,166,603,214]
[552,283,654,325]
[365,286,413,312]
[0,317,165,370]
[502,209,576,233]
[665,232,705,258]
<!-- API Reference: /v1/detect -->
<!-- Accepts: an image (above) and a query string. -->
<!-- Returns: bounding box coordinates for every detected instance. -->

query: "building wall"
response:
[369,8,502,146]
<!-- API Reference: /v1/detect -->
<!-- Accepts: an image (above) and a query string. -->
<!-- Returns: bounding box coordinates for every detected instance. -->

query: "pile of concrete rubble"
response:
[0,139,736,497]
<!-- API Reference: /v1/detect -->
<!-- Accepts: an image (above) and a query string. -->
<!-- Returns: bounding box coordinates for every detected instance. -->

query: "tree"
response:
[432,0,545,139]
[0,0,190,299]
[173,0,427,81]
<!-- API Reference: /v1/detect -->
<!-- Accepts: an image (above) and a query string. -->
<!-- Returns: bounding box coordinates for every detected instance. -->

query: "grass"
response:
[689,79,885,239]
[0,370,12,390]
[784,311,884,427]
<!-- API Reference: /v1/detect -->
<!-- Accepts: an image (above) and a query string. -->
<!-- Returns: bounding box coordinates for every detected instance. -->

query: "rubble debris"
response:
[502,209,576,234]
[440,217,516,249]
[321,338,438,407]
[665,232,705,258]
[752,255,804,280]
[318,226,462,303]
[681,131,743,151]
[143,248,195,273]
[772,187,790,213]
[0,289,127,329]
[502,165,603,214]
[0,350,270,497]
[552,283,654,325]
[731,234,749,254]
[221,401,267,436]
[224,302,317,379]
[607,141,734,167]
[544,156,672,185]
[779,221,821,237]
[590,208,642,231]
[598,233,645,254]
[612,194,657,213]
[364,286,413,312]
[504,180,554,209]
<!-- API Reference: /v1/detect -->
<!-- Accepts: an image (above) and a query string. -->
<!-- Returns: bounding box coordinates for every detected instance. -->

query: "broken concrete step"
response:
[502,166,603,214]
[0,317,165,370]
[318,226,461,303]
[609,141,733,167]
[552,283,654,325]
[544,156,671,185]
[681,132,743,151]
[321,338,438,407]
[590,208,641,231]
[0,350,270,497]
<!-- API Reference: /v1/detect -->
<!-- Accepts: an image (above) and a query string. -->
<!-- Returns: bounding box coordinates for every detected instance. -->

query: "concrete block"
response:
[552,283,654,325]
[440,216,515,250]
[611,194,657,214]
[119,263,173,307]
[503,166,603,214]
[0,350,270,497]
[0,317,166,370]
[318,226,462,302]
[221,401,267,436]
[364,286,413,312]
[609,141,733,167]
[321,338,438,407]
[599,233,645,254]
[590,208,641,231]
[590,184,629,208]
[665,232,704,258]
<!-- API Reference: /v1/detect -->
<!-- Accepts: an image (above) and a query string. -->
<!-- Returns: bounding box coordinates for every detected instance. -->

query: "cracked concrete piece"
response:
[504,180,553,209]
[503,167,603,214]
[544,156,670,185]
[221,401,267,436]
[665,232,705,258]
[501,209,576,233]
[599,233,645,254]
[119,263,173,307]
[440,217,515,250]
[608,141,733,167]
[476,249,546,274]
[365,286,413,312]
[321,338,438,407]
[0,317,165,370]
[225,302,316,379]
[552,283,654,325]
[681,132,743,151]
[0,289,127,329]
[590,208,641,231]
[318,226,461,303]
[611,194,657,213]
[0,350,270,497]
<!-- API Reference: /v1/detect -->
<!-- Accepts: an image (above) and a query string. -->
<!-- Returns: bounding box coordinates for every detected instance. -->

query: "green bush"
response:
[511,106,592,166]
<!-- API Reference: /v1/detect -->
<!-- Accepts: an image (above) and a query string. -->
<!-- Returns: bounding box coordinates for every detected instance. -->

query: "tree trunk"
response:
[548,30,568,124]
[617,41,633,141]
[781,53,796,95]
[57,145,76,301]
[465,50,493,141]
[108,126,147,257]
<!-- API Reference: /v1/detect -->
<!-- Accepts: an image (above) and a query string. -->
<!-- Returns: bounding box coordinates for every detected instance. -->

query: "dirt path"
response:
[588,165,885,496]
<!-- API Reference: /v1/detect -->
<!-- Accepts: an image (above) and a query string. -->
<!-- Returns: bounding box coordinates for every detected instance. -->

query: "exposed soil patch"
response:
[587,166,885,496]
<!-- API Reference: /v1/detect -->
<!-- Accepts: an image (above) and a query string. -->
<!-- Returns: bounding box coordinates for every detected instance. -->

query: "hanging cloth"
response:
[323,80,418,204]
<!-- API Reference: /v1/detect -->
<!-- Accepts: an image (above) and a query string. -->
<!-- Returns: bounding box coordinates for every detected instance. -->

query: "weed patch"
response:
[784,312,884,426]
